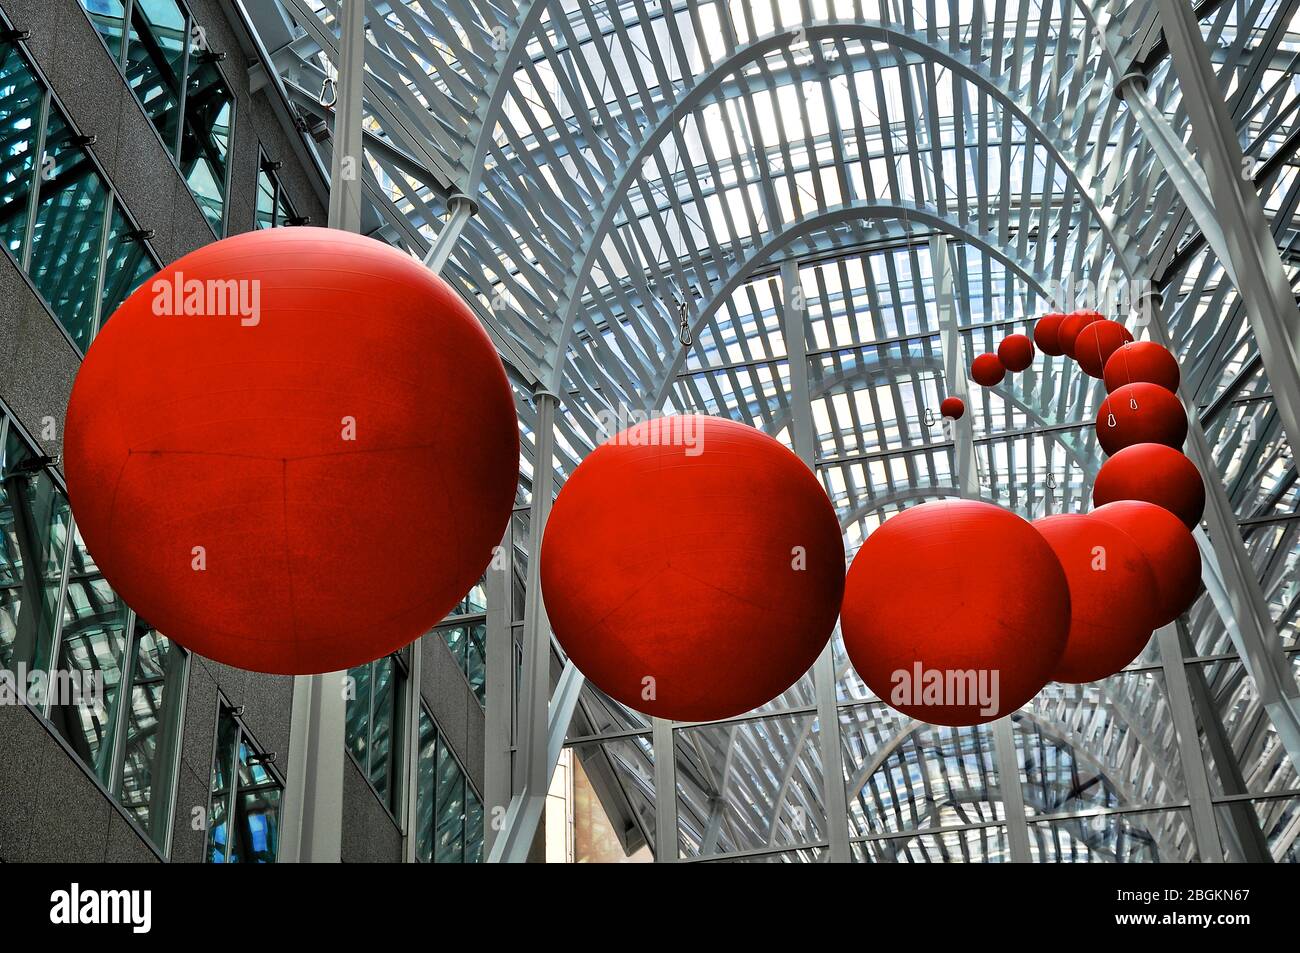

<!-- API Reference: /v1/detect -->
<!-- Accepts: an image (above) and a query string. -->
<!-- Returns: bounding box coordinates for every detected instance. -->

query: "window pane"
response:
[0,432,71,676]
[235,739,280,862]
[181,58,232,233]
[100,200,158,321]
[434,738,466,862]
[47,521,130,779]
[369,655,397,809]
[256,168,276,229]
[345,662,372,766]
[126,0,186,153]
[466,622,486,705]
[415,707,436,863]
[117,620,187,849]
[0,45,41,262]
[206,711,237,862]
[79,0,128,62]
[28,105,109,350]
[466,787,484,863]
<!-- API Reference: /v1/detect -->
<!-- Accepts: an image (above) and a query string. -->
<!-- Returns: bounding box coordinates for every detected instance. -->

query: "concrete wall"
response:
[0,0,484,863]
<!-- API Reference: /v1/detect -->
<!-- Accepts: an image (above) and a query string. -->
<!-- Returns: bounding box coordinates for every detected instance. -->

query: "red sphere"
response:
[1092,443,1206,529]
[64,227,519,674]
[841,500,1070,726]
[1034,514,1159,683]
[997,334,1035,372]
[1073,319,1134,378]
[1033,313,1068,356]
[1090,501,1202,626]
[1058,310,1104,358]
[1096,383,1188,456]
[540,416,844,723]
[1103,341,1181,394]
[940,396,965,420]
[970,353,1006,387]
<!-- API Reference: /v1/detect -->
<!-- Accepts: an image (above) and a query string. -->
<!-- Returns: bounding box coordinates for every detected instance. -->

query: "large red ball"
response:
[1058,310,1104,358]
[998,334,1035,372]
[540,416,844,723]
[1090,501,1201,626]
[1073,319,1134,378]
[1096,383,1188,455]
[64,228,519,674]
[1033,313,1067,356]
[970,353,1006,387]
[1092,443,1206,529]
[1034,514,1159,683]
[841,500,1070,726]
[940,396,965,420]
[1103,341,1181,394]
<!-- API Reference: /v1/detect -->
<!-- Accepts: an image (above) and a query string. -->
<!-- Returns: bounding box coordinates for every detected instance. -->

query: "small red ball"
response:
[1073,319,1134,378]
[1058,310,1104,358]
[1090,501,1202,626]
[1096,382,1188,456]
[1103,341,1181,394]
[970,353,1006,387]
[1092,443,1206,529]
[1034,514,1159,683]
[541,415,845,723]
[1033,313,1068,356]
[842,500,1070,726]
[940,396,965,420]
[997,334,1035,372]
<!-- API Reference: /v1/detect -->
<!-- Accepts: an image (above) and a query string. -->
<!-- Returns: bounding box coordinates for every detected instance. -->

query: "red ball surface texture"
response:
[1092,443,1206,529]
[1058,310,1104,358]
[1033,514,1159,683]
[971,353,1006,387]
[998,334,1035,373]
[1096,383,1188,456]
[1073,319,1134,378]
[540,415,845,723]
[1033,314,1067,356]
[1103,341,1181,394]
[1090,501,1202,626]
[64,227,520,674]
[841,500,1070,726]
[940,397,965,420]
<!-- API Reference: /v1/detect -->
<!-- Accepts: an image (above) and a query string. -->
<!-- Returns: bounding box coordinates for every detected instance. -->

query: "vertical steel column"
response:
[281,0,366,863]
[326,0,365,234]
[488,387,558,862]
[932,235,1032,862]
[779,259,851,863]
[1155,622,1224,861]
[423,193,477,274]
[651,717,677,862]
[483,516,513,856]
[401,639,423,863]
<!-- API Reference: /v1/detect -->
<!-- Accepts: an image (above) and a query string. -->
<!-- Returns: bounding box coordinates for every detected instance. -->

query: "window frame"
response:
[205,691,285,864]
[0,22,163,355]
[74,0,237,237]
[345,650,410,824]
[256,147,300,228]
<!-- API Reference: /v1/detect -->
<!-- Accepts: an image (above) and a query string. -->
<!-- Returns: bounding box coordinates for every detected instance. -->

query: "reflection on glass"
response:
[180,58,231,233]
[207,705,281,863]
[413,703,481,862]
[0,44,42,261]
[345,655,403,815]
[125,0,187,151]
[100,200,158,321]
[256,159,296,229]
[81,0,129,60]
[28,106,109,350]
[440,620,487,707]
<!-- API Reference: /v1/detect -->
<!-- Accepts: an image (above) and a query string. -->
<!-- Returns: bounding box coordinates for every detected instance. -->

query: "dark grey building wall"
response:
[0,0,485,863]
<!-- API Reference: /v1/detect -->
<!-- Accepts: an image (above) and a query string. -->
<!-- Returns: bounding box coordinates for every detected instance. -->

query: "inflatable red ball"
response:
[997,334,1035,372]
[841,500,1070,726]
[1096,382,1188,456]
[1103,341,1181,394]
[1092,443,1206,529]
[1034,514,1159,683]
[1033,313,1067,356]
[1073,319,1134,378]
[970,353,1006,387]
[1058,310,1104,358]
[940,396,965,420]
[540,416,844,723]
[64,228,519,674]
[1090,501,1201,626]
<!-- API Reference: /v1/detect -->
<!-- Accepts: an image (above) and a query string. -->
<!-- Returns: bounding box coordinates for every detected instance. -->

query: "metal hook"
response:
[677,301,692,347]
[319,76,337,107]
[1107,412,1117,427]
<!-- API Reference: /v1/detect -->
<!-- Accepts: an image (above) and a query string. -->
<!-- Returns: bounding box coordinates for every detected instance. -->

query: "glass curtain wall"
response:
[206,701,283,863]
